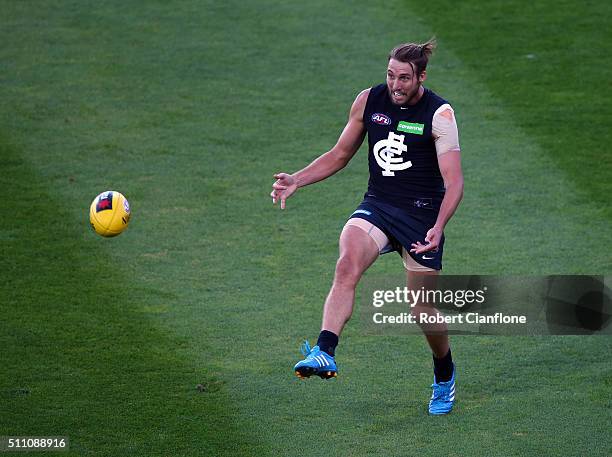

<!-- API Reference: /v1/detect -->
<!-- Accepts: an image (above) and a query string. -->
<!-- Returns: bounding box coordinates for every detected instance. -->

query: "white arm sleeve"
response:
[432,103,460,156]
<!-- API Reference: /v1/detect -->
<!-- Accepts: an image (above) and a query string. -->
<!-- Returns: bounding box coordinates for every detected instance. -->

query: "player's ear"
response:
[418,70,427,83]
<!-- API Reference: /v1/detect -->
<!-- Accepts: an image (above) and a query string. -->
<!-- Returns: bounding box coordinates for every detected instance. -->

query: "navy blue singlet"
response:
[363,84,448,209]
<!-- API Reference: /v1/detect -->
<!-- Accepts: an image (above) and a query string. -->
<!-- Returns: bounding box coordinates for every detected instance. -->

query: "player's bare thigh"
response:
[337,219,384,277]
[343,218,389,252]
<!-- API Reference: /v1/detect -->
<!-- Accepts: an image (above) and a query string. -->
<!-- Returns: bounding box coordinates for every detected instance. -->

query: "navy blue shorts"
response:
[348,195,445,270]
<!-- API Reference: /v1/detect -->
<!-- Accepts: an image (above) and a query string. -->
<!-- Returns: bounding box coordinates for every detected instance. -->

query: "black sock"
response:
[316,330,338,357]
[433,348,453,382]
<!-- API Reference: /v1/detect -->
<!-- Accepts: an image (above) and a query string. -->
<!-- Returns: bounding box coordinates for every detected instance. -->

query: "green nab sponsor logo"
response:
[397,121,424,135]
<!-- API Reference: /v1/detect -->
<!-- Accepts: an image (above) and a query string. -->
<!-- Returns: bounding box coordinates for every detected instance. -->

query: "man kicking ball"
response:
[271,39,463,415]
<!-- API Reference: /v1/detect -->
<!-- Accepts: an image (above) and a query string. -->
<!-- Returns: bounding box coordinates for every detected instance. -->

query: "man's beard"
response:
[388,84,421,105]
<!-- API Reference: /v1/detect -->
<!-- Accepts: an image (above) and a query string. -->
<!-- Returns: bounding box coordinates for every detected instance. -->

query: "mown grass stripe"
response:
[0,138,261,456]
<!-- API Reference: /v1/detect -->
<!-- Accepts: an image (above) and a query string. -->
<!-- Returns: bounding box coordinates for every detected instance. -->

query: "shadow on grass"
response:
[0,137,263,456]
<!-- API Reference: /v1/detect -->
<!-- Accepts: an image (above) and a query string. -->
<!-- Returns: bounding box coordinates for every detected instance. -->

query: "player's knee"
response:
[333,254,363,287]
[410,303,423,318]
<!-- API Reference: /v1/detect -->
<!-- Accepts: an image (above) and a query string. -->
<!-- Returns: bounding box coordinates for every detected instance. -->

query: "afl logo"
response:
[371,113,391,125]
[95,191,114,212]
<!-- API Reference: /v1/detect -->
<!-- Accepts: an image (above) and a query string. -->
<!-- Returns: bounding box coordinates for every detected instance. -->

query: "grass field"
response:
[1,1,611,456]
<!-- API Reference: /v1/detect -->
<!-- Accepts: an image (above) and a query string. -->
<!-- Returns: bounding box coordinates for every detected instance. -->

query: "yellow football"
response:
[89,191,131,237]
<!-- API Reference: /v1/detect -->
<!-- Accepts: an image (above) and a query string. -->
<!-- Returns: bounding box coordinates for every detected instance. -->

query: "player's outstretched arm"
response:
[271,89,369,209]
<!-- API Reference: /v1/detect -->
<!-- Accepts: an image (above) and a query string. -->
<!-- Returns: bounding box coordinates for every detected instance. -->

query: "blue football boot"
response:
[293,341,337,379]
[429,365,456,415]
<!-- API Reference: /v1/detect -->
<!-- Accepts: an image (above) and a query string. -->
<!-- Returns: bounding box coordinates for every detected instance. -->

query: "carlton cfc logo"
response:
[371,113,391,125]
[373,132,411,176]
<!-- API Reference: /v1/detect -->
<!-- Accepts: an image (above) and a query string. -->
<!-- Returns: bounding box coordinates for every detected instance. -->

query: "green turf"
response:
[1,1,610,456]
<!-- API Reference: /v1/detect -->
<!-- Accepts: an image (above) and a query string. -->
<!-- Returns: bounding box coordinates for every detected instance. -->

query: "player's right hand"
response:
[271,173,298,210]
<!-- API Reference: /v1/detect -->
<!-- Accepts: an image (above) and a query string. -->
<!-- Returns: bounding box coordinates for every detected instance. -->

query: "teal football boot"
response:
[429,365,456,415]
[293,341,337,379]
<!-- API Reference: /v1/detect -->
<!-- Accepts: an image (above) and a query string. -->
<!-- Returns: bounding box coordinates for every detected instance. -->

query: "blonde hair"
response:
[388,38,437,76]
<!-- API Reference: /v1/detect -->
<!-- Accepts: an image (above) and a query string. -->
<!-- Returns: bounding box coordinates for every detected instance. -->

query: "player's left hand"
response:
[410,226,442,254]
